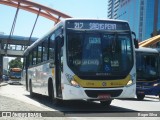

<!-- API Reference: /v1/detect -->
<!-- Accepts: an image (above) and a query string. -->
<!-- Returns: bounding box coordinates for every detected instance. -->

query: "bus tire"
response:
[137,94,145,100]
[29,80,34,98]
[48,79,60,105]
[100,100,112,107]
[48,79,52,99]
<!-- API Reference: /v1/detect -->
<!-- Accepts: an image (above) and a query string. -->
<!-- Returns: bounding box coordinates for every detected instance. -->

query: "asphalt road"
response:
[0,83,160,120]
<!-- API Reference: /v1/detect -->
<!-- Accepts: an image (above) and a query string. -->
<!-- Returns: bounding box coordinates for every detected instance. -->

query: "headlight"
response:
[71,80,80,88]
[126,73,136,86]
[127,79,133,86]
[153,83,158,87]
[65,73,80,88]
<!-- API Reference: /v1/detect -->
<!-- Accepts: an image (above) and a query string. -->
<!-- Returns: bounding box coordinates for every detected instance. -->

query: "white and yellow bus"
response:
[22,18,138,106]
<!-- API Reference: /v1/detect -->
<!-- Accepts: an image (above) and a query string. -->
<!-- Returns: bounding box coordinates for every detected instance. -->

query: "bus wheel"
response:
[137,94,145,100]
[29,80,34,98]
[100,100,112,107]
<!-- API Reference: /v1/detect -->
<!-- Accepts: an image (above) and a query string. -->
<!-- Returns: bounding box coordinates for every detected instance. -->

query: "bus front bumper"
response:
[62,83,136,100]
[8,79,21,84]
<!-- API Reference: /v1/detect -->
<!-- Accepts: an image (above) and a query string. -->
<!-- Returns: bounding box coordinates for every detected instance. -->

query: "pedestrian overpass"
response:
[0,34,38,77]
[0,35,37,57]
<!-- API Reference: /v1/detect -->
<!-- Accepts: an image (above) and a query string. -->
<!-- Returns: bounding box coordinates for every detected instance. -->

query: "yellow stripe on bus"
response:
[52,68,55,76]
[137,79,158,83]
[73,75,131,88]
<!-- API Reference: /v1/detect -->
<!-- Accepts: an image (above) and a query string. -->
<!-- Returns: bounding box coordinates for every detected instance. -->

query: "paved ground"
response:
[0,82,70,120]
[0,82,160,120]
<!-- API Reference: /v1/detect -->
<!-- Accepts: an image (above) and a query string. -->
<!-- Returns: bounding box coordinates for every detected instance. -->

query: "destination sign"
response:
[66,20,130,31]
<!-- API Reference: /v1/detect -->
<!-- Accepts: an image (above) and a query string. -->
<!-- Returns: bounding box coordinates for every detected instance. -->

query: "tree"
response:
[8,57,23,69]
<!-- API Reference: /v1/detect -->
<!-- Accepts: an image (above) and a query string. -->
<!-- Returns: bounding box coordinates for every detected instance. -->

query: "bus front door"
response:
[55,37,63,98]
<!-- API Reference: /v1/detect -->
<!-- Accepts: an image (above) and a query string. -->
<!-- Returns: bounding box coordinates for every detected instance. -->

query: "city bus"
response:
[136,47,160,100]
[22,18,138,106]
[8,68,22,84]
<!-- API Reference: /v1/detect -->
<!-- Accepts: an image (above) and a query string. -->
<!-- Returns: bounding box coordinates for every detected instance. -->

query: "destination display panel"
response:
[66,20,130,31]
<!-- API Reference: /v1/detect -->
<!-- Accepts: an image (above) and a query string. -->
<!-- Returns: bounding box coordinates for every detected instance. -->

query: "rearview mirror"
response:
[132,31,139,48]
[134,39,139,48]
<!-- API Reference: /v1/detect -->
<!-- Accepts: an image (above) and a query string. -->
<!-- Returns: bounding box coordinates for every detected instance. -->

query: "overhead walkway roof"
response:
[0,35,38,41]
[0,35,38,57]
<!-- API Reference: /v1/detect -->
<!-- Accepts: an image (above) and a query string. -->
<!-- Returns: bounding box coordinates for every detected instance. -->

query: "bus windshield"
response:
[67,30,133,79]
[10,72,21,78]
[136,53,159,81]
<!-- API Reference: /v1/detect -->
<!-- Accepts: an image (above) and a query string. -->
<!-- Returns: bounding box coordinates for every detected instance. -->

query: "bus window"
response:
[42,38,48,61]
[37,44,42,64]
[67,32,133,75]
[49,34,55,60]
[32,47,37,65]
[29,52,32,66]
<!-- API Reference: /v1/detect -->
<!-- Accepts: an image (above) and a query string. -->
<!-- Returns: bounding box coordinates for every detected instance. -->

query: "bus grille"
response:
[85,90,123,98]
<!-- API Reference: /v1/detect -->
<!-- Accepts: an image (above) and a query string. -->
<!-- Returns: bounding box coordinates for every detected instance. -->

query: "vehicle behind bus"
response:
[22,18,138,106]
[136,47,160,100]
[8,68,22,84]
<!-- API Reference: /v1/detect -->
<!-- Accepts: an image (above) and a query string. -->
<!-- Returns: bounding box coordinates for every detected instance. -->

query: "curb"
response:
[0,82,8,87]
[145,95,160,100]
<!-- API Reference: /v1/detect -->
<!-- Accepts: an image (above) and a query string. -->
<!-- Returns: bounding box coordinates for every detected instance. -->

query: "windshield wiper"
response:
[111,32,118,53]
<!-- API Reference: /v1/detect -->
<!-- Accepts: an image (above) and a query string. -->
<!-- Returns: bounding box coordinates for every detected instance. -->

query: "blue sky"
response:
[0,0,108,38]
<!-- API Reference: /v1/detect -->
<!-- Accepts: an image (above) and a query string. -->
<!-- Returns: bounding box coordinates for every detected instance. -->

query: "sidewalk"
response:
[0,81,8,87]
[145,95,160,100]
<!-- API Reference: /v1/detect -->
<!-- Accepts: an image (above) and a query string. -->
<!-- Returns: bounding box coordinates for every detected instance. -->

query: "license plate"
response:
[98,94,111,100]
[137,91,144,94]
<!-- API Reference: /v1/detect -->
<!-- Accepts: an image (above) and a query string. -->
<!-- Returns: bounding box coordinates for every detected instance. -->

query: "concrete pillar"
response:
[153,0,159,36]
[0,55,3,82]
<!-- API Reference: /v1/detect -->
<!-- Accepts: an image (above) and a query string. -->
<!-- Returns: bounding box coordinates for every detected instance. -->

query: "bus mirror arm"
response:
[132,31,139,48]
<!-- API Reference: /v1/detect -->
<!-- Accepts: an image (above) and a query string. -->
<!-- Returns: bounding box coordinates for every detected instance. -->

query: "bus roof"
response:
[135,47,160,53]
[61,18,129,23]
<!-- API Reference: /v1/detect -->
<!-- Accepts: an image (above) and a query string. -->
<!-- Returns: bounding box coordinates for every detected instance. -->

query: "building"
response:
[3,57,9,75]
[108,0,120,19]
[107,0,160,42]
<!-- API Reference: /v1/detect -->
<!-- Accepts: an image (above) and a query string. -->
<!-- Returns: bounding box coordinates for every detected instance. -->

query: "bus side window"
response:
[49,33,55,60]
[37,43,42,64]
[25,56,28,68]
[32,47,37,65]
[42,37,49,61]
[29,52,32,66]
[23,57,26,69]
